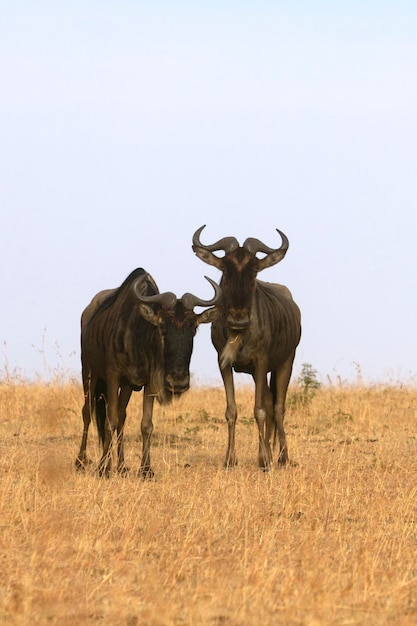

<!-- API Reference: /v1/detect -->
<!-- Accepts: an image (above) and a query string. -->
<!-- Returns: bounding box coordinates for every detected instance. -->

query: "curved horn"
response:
[192,225,239,268]
[192,225,239,254]
[243,228,289,270]
[133,275,178,309]
[181,276,222,311]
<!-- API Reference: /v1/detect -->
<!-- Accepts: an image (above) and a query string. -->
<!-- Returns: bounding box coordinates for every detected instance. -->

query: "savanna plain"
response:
[1,369,417,625]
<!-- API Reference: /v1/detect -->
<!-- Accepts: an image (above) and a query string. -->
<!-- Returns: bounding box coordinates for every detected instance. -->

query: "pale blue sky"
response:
[1,2,417,384]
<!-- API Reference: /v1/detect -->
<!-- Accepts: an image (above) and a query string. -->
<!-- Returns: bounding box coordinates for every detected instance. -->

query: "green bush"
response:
[288,363,321,407]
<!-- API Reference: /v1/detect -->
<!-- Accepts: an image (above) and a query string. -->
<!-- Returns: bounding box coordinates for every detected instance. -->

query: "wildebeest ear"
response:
[138,304,160,326]
[257,248,288,271]
[245,229,289,271]
[192,246,224,269]
[196,307,220,325]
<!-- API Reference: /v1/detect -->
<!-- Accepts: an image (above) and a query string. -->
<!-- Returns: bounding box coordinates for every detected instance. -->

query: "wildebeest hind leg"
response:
[98,376,119,477]
[75,369,96,471]
[272,353,295,466]
[116,386,132,475]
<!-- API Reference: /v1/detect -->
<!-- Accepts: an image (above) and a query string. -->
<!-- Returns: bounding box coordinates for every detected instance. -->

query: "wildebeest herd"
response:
[75,226,301,477]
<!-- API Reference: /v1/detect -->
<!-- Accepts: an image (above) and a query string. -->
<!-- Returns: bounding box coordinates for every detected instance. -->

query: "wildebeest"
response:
[192,226,301,470]
[75,267,220,477]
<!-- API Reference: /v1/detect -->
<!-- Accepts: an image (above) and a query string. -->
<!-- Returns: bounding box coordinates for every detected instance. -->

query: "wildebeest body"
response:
[192,226,301,470]
[81,274,163,396]
[76,267,219,477]
[213,280,301,375]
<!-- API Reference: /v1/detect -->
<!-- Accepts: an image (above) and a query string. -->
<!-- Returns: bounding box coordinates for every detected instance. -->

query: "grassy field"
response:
[0,375,416,625]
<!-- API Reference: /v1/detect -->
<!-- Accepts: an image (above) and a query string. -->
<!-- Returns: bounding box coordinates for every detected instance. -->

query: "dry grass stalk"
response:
[0,378,416,625]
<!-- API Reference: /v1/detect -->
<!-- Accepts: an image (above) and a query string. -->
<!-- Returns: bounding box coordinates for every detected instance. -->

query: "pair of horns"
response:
[133,275,221,311]
[192,225,289,270]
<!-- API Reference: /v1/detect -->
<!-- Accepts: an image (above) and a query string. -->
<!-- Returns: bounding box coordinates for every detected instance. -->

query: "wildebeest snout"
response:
[227,309,251,330]
[165,372,190,394]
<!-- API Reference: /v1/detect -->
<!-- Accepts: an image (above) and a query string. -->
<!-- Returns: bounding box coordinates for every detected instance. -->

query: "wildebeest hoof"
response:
[97,463,111,478]
[278,458,298,468]
[75,457,92,472]
[223,461,238,471]
[223,461,237,472]
[223,453,238,469]
[139,467,155,480]
[277,452,289,466]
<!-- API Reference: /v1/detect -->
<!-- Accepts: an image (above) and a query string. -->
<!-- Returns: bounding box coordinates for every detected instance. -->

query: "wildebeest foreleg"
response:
[116,386,132,473]
[75,369,96,471]
[139,387,155,478]
[221,365,238,468]
[273,352,295,466]
[253,368,273,470]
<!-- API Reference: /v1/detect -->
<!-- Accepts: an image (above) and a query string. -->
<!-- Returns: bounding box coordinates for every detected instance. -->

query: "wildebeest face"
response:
[192,225,289,333]
[159,305,198,394]
[138,290,219,396]
[221,249,258,331]
[141,303,218,395]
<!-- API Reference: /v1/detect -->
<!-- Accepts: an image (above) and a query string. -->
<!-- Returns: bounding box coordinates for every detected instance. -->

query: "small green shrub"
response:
[288,363,321,408]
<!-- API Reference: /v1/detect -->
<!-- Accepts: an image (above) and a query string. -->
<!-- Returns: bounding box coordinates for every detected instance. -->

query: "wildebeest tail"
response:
[94,378,107,447]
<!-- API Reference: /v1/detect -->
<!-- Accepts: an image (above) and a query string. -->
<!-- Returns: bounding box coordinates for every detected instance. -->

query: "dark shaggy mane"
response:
[95,267,150,315]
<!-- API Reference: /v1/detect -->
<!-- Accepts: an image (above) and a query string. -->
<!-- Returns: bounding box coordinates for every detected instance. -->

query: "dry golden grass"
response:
[1,376,417,625]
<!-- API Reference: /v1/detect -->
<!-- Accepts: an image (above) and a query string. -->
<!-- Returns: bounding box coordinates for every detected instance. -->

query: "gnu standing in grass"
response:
[75,268,220,477]
[192,226,301,470]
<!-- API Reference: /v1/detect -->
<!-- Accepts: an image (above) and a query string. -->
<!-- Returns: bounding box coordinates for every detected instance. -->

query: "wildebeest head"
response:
[192,225,289,331]
[133,275,220,395]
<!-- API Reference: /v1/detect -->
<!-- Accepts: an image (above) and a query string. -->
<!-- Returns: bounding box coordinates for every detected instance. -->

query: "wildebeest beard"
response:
[220,332,243,369]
